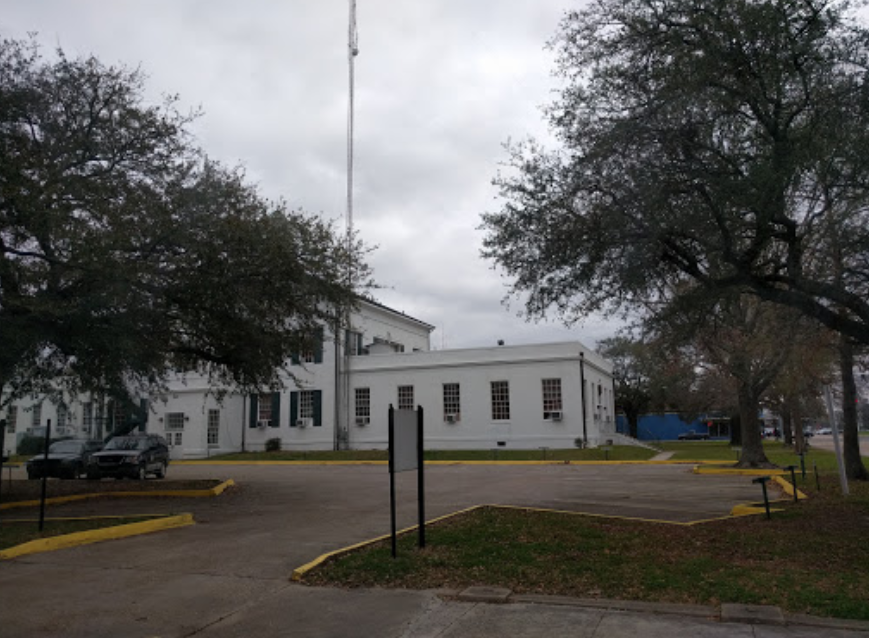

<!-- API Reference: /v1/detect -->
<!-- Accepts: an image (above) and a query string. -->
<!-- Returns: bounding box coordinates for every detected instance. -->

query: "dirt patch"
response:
[0,479,223,503]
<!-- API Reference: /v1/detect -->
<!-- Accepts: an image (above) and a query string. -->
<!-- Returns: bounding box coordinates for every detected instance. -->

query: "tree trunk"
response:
[781,406,793,446]
[839,337,869,481]
[730,415,742,446]
[736,380,773,468]
[792,403,807,456]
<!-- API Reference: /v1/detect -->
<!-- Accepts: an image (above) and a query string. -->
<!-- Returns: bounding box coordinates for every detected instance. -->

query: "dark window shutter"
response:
[249,394,258,428]
[313,390,323,427]
[291,352,300,365]
[270,392,281,427]
[314,327,324,364]
[290,392,298,427]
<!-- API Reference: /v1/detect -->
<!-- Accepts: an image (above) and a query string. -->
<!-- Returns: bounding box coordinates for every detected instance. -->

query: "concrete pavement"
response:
[1,463,866,637]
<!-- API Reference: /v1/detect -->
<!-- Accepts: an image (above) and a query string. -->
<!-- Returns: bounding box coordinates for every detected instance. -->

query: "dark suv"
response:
[87,434,169,480]
[27,439,103,479]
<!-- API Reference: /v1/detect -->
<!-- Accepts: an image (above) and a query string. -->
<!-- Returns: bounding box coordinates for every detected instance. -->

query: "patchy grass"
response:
[304,481,869,620]
[209,446,656,462]
[0,516,157,550]
[659,441,842,472]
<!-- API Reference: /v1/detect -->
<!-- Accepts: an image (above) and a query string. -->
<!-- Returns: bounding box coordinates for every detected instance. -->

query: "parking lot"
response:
[0,463,768,637]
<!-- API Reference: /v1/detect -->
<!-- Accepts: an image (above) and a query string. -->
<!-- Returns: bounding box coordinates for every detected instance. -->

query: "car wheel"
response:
[86,470,100,481]
[155,462,167,479]
[137,464,147,480]
[27,470,38,480]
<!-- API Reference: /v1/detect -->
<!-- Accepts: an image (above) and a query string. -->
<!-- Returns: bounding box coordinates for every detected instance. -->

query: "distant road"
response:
[811,434,869,457]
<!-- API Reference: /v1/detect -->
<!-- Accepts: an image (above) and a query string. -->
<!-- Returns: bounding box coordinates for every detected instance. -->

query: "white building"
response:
[2,299,616,458]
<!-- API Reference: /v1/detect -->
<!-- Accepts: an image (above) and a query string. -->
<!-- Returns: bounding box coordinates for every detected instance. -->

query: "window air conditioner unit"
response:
[550,411,563,422]
[296,418,312,428]
[355,417,370,426]
[257,420,270,428]
[445,414,458,424]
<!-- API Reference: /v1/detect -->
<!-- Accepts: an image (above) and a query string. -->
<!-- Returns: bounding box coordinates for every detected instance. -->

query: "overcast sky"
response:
[2,0,621,350]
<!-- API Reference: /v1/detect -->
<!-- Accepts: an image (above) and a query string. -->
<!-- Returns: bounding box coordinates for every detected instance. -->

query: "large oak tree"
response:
[0,39,367,406]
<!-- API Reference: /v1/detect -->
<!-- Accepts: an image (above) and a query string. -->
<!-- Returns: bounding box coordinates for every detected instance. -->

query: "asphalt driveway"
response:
[0,464,785,637]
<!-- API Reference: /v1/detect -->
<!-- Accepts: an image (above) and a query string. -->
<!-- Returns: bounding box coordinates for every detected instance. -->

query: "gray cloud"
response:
[1,0,620,350]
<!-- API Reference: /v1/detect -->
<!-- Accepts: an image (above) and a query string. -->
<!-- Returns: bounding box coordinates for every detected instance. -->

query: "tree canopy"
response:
[0,39,368,405]
[482,0,869,344]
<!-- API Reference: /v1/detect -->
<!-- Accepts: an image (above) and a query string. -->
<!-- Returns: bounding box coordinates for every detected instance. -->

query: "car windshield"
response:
[104,437,148,451]
[49,441,83,454]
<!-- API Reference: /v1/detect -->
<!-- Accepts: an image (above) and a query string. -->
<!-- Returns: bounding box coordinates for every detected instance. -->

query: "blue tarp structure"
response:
[617,413,730,441]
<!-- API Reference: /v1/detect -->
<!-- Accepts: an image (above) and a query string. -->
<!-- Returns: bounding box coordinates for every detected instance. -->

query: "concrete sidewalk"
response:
[191,586,869,638]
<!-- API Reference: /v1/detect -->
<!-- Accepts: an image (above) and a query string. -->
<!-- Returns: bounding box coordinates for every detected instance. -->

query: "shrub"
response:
[265,437,282,452]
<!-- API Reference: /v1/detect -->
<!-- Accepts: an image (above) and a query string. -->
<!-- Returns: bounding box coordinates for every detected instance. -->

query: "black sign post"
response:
[39,419,51,532]
[0,418,6,521]
[388,404,425,558]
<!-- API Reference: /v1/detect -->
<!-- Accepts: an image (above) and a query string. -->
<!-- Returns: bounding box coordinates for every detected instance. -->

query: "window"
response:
[5,406,16,434]
[258,394,273,423]
[355,388,371,422]
[443,383,460,422]
[542,379,563,419]
[398,385,414,410]
[491,381,510,420]
[82,402,93,433]
[57,404,68,430]
[166,412,185,431]
[31,403,42,428]
[347,330,365,355]
[299,390,314,419]
[207,409,220,446]
[172,432,183,446]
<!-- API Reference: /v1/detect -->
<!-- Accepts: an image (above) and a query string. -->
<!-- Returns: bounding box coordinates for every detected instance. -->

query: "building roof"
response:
[357,296,436,331]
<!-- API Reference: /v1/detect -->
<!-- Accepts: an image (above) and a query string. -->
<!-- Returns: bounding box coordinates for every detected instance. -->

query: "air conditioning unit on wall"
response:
[296,418,312,428]
[256,420,270,428]
[355,417,370,426]
[550,411,563,422]
[445,414,459,424]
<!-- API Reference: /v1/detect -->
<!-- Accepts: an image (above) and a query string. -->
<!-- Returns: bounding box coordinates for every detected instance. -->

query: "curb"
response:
[174,459,722,466]
[0,479,235,511]
[0,513,195,560]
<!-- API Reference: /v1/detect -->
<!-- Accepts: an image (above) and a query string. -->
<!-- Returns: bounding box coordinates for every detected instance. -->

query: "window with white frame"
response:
[57,404,68,430]
[31,403,42,428]
[82,402,93,433]
[347,330,364,356]
[5,405,16,433]
[355,388,370,422]
[491,381,510,421]
[166,412,185,431]
[299,390,314,419]
[398,385,414,410]
[207,409,220,446]
[258,394,272,423]
[542,379,563,420]
[171,432,183,446]
[443,383,460,422]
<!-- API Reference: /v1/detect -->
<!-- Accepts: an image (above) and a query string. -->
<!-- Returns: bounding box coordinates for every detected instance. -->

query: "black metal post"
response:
[799,453,806,480]
[417,406,425,549]
[752,476,771,520]
[786,466,798,503]
[39,419,51,532]
[0,419,6,521]
[388,405,397,558]
[579,352,588,447]
[814,461,820,491]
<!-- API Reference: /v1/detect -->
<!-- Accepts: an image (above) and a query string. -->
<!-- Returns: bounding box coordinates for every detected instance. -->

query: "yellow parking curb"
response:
[771,475,808,500]
[0,513,195,560]
[0,479,235,511]
[692,465,787,476]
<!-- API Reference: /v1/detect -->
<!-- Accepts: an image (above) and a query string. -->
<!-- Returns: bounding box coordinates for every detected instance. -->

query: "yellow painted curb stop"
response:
[0,479,235,511]
[0,513,195,560]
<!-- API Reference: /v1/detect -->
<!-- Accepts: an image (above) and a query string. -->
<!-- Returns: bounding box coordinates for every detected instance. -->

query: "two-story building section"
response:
[1,298,616,458]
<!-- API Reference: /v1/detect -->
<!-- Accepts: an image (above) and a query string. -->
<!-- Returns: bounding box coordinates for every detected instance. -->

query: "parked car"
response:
[677,430,710,441]
[816,427,833,435]
[87,434,169,480]
[26,439,103,479]
[802,428,815,438]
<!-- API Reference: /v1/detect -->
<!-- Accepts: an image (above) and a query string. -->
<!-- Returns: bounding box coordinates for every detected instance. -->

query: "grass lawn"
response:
[208,446,657,462]
[304,481,869,620]
[0,516,155,550]
[658,440,844,472]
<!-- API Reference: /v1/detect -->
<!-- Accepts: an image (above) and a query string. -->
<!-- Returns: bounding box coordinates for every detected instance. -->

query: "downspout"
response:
[580,351,588,448]
[611,377,617,435]
[334,321,342,451]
